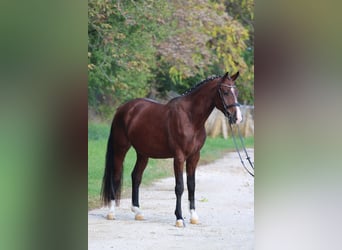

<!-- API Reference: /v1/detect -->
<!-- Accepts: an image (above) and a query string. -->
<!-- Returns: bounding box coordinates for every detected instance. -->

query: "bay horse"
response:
[101,72,242,227]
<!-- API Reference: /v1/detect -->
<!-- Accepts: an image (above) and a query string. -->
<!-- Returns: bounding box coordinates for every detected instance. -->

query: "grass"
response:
[88,123,254,210]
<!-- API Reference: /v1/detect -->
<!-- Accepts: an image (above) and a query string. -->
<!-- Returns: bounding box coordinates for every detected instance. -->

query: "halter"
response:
[218,84,255,177]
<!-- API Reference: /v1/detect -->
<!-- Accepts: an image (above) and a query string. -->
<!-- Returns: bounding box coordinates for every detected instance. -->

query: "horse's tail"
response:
[101,126,123,207]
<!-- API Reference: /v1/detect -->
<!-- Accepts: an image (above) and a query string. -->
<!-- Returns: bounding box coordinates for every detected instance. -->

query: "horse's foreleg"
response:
[107,200,116,220]
[174,157,185,227]
[131,153,148,220]
[186,152,200,224]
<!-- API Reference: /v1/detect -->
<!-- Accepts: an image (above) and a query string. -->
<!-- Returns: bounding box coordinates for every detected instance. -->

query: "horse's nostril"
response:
[228,115,237,124]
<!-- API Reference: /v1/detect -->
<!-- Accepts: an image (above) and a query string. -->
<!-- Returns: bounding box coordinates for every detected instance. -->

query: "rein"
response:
[228,121,255,177]
[218,87,255,177]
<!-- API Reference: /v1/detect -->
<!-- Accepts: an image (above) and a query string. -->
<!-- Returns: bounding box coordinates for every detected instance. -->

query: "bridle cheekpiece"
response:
[218,84,240,124]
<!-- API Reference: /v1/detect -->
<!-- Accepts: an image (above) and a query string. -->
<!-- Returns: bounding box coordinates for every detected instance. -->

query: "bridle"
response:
[218,83,255,177]
[218,84,240,123]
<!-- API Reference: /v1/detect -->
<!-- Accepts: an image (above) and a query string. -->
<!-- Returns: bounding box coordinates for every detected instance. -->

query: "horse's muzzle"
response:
[227,107,242,124]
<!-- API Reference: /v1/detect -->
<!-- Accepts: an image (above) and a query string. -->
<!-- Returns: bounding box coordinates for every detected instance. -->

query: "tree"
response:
[88,0,171,115]
[156,0,253,104]
[88,0,254,119]
[224,0,254,103]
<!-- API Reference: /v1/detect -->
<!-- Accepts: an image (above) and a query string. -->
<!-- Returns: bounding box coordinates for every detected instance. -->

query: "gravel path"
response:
[88,149,254,250]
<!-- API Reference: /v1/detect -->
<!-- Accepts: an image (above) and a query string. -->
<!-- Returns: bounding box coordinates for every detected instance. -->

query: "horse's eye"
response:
[223,92,229,96]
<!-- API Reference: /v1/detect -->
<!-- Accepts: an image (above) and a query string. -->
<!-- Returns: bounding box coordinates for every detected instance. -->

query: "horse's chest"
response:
[176,130,205,155]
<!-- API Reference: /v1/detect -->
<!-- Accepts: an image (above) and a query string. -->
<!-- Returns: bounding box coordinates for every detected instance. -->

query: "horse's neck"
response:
[183,83,216,128]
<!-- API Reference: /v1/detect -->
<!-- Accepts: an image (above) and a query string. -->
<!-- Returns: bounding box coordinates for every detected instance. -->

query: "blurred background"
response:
[1,0,342,249]
[87,0,254,213]
[88,0,254,123]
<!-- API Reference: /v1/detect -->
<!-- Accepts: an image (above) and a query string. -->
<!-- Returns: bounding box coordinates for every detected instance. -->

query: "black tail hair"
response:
[101,128,122,206]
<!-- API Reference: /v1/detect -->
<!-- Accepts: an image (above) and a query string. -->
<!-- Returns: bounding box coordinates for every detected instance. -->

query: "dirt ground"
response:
[88,149,254,250]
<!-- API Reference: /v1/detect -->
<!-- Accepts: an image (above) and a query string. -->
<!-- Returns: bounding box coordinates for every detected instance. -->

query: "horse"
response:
[101,72,242,227]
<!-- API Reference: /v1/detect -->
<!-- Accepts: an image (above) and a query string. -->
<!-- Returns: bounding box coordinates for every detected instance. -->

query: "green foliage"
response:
[224,0,254,103]
[88,123,109,140]
[88,0,255,118]
[88,0,172,115]
[159,1,249,77]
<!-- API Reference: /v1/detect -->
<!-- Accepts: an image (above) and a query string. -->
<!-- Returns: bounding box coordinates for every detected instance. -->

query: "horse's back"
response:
[115,98,166,122]
[113,98,172,158]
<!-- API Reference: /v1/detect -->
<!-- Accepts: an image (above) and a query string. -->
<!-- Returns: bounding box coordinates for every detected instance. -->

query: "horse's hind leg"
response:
[174,156,185,227]
[186,152,200,224]
[106,146,130,220]
[131,152,148,220]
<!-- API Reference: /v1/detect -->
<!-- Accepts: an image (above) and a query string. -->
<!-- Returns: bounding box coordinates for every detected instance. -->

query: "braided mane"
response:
[182,75,221,96]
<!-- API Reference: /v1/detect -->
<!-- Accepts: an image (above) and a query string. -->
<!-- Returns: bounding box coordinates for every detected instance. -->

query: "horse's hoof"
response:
[135,213,144,220]
[106,213,115,220]
[190,218,199,224]
[190,209,199,224]
[175,219,184,228]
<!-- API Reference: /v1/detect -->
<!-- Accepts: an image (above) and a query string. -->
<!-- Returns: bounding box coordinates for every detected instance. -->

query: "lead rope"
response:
[228,120,254,177]
[236,124,255,170]
[218,86,254,177]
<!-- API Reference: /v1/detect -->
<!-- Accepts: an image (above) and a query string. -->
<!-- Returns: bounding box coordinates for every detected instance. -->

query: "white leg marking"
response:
[131,206,144,220]
[131,206,141,214]
[107,200,115,220]
[190,209,199,224]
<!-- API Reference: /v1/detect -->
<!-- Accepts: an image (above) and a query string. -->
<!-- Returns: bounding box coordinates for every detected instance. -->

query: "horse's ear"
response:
[230,71,240,81]
[222,72,229,80]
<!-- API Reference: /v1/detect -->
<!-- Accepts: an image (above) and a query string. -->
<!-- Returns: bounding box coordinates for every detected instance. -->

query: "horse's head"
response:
[215,72,242,124]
